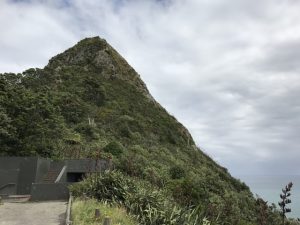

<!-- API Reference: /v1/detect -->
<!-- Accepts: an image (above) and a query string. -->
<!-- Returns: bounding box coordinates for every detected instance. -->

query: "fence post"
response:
[95,208,101,219]
[103,217,111,225]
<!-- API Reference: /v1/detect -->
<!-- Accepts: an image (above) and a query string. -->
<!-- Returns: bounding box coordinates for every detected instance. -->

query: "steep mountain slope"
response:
[0,37,276,224]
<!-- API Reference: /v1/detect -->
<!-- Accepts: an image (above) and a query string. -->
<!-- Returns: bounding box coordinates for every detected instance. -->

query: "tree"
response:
[278,182,293,225]
[256,197,268,225]
[0,107,18,155]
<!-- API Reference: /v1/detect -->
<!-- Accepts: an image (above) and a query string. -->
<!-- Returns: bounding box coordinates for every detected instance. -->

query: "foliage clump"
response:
[169,165,186,179]
[103,141,124,156]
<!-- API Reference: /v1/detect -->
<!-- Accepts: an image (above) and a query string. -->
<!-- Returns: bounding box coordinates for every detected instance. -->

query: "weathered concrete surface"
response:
[0,201,67,225]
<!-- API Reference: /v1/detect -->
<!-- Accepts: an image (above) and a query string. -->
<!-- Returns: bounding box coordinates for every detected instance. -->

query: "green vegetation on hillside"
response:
[72,198,138,225]
[0,37,292,224]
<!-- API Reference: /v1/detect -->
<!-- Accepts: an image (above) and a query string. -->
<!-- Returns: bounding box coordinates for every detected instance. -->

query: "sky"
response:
[0,0,300,178]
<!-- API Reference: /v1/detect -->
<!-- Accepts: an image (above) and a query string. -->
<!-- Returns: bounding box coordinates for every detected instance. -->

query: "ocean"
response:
[238,175,300,219]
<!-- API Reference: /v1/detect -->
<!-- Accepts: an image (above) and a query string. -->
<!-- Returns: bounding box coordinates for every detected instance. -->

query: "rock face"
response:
[0,37,259,224]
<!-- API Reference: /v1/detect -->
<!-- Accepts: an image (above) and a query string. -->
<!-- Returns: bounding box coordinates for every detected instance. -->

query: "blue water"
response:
[238,175,300,218]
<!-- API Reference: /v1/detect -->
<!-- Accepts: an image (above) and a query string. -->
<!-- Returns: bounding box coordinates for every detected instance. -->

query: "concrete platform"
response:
[0,201,67,225]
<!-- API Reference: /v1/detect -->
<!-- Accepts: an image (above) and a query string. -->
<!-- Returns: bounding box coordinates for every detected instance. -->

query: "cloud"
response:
[0,0,300,177]
[258,41,300,73]
[0,0,78,72]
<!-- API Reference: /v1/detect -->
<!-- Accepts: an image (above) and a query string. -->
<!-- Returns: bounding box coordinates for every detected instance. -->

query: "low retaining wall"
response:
[30,183,69,201]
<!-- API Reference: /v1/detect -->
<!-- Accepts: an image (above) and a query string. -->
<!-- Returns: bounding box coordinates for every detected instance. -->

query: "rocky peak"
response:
[48,37,109,68]
[46,36,154,101]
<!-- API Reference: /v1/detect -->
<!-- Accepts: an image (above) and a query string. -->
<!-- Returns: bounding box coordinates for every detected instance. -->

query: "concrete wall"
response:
[0,157,25,170]
[0,157,24,193]
[17,157,38,195]
[35,158,51,183]
[0,157,38,195]
[30,183,69,201]
[0,170,18,195]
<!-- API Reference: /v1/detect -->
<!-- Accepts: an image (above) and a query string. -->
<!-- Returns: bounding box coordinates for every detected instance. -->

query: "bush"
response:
[169,176,208,206]
[116,152,146,177]
[70,171,135,203]
[125,186,167,224]
[70,171,211,225]
[169,165,186,179]
[103,141,124,156]
[70,171,169,224]
[143,167,166,187]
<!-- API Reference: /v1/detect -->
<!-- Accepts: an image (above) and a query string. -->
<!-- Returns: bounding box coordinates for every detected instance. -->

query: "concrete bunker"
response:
[0,157,110,201]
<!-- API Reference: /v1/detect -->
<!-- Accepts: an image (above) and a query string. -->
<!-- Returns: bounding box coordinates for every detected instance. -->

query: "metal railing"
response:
[55,166,67,183]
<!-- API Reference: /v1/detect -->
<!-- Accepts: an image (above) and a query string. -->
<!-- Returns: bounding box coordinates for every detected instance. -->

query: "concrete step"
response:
[2,195,31,203]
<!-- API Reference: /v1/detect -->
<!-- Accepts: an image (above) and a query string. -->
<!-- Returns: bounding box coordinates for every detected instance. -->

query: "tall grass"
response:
[70,171,221,225]
[72,198,138,225]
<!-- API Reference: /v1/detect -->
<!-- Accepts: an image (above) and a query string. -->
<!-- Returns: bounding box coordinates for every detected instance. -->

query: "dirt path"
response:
[0,201,67,225]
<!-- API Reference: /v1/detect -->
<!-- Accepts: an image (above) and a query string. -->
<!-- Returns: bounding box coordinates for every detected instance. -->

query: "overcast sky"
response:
[1,0,300,177]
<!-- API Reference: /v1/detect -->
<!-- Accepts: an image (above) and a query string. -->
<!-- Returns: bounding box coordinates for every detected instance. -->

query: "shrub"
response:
[143,167,166,187]
[116,152,146,177]
[103,141,124,156]
[125,186,167,224]
[70,170,211,225]
[169,165,186,179]
[169,177,208,206]
[70,171,135,203]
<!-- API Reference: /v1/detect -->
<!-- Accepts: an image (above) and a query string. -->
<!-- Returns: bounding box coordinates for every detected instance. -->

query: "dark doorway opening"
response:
[67,172,85,182]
